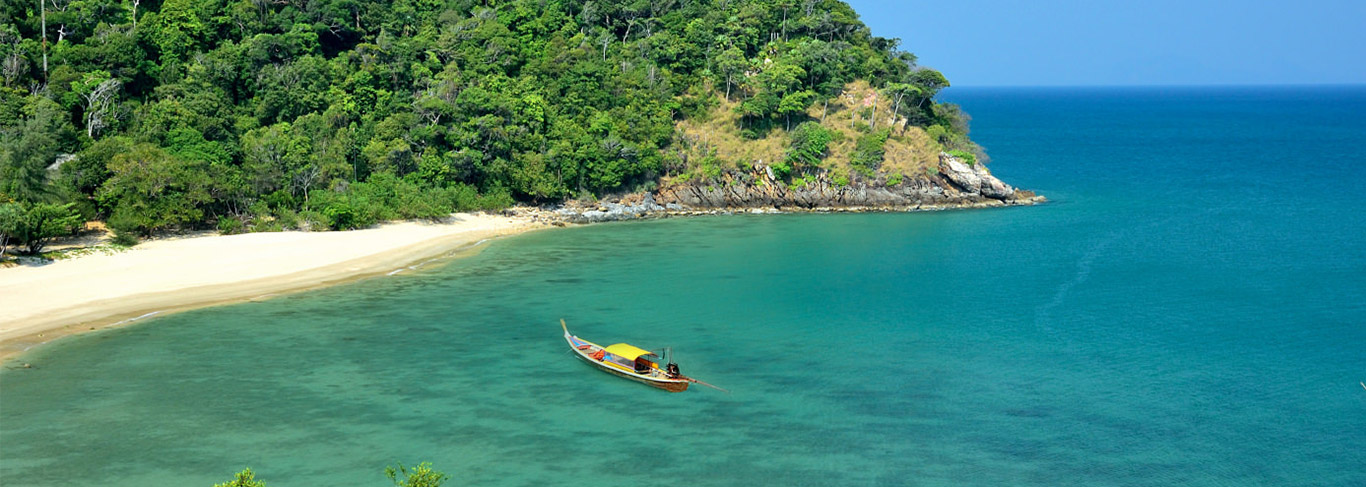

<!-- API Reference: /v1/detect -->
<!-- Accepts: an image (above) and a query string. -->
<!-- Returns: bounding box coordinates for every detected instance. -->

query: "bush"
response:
[386,462,448,487]
[678,85,718,120]
[250,218,284,232]
[631,179,659,194]
[110,228,139,246]
[308,185,387,230]
[831,168,851,188]
[108,211,140,237]
[391,189,446,219]
[851,129,891,175]
[97,143,211,235]
[273,208,300,229]
[768,160,792,180]
[925,124,952,147]
[672,171,695,184]
[948,149,977,167]
[785,122,834,170]
[700,156,724,180]
[474,186,514,211]
[217,217,244,235]
[934,103,972,136]
[298,209,331,231]
[263,190,296,210]
[5,202,84,254]
[213,468,266,487]
[293,177,515,231]
[444,184,481,211]
[321,200,370,230]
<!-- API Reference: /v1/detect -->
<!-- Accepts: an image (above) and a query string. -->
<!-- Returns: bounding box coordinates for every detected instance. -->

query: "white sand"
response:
[0,213,543,359]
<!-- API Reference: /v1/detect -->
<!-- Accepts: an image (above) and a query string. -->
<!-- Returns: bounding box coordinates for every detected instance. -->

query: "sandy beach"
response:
[0,213,544,361]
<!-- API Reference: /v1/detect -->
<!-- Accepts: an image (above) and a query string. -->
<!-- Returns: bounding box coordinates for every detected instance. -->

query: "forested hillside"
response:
[0,0,975,250]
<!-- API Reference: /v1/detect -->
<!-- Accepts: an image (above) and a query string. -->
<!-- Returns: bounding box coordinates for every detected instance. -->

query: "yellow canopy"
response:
[603,343,655,360]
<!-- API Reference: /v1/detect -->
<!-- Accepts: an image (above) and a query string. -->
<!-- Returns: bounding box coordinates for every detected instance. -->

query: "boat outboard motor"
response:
[666,362,680,378]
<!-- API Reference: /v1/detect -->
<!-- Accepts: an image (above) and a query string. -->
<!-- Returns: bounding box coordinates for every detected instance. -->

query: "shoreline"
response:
[0,213,547,363]
[0,199,1044,364]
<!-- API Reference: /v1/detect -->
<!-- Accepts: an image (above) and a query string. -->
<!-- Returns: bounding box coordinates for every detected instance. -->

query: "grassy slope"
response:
[673,80,942,185]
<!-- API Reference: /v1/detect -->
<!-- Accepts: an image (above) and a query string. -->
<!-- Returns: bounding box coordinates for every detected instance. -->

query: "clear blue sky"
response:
[845,0,1366,86]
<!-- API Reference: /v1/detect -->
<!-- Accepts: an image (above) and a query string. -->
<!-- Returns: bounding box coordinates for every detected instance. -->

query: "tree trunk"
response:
[890,92,904,132]
[782,8,788,42]
[869,96,877,129]
[820,98,828,123]
[40,0,47,77]
[25,213,48,255]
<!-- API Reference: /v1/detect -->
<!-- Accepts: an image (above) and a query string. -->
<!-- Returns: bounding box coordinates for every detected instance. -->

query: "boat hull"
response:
[563,326,692,393]
[571,352,691,392]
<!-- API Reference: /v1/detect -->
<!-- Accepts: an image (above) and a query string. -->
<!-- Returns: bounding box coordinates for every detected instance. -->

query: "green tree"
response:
[785,121,833,169]
[64,136,131,196]
[6,202,82,255]
[253,55,331,124]
[851,128,891,175]
[212,467,266,487]
[385,462,448,487]
[882,82,922,131]
[99,143,213,235]
[0,201,20,258]
[714,46,746,100]
[0,0,981,230]
[146,0,207,62]
[0,96,67,204]
[777,89,815,130]
[70,69,121,139]
[240,123,308,199]
[903,68,950,124]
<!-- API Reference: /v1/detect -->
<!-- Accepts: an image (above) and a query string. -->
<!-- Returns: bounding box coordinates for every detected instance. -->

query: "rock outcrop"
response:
[654,152,1040,211]
[510,153,1043,224]
[939,154,1016,199]
[552,193,670,224]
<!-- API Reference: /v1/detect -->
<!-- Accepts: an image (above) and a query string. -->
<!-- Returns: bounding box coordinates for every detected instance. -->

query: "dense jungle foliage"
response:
[0,0,969,248]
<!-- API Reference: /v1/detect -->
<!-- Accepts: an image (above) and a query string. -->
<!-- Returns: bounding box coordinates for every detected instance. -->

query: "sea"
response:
[2,86,1364,486]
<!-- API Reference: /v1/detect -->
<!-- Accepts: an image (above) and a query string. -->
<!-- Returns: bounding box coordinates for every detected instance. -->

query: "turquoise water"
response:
[3,87,1365,486]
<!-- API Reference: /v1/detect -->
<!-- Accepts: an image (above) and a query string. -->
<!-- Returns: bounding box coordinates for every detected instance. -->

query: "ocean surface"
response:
[3,86,1364,486]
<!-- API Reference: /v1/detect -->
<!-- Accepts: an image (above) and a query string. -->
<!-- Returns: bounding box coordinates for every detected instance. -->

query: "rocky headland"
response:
[520,152,1043,224]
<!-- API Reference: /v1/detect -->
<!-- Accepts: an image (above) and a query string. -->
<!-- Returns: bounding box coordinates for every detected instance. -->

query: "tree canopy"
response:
[0,0,970,242]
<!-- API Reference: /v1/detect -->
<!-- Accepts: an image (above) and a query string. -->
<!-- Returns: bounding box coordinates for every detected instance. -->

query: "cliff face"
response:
[654,152,1042,211]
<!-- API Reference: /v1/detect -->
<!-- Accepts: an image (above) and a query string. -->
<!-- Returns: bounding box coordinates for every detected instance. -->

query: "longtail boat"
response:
[562,320,718,393]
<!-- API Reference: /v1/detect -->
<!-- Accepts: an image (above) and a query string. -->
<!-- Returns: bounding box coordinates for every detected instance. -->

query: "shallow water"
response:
[3,87,1364,486]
